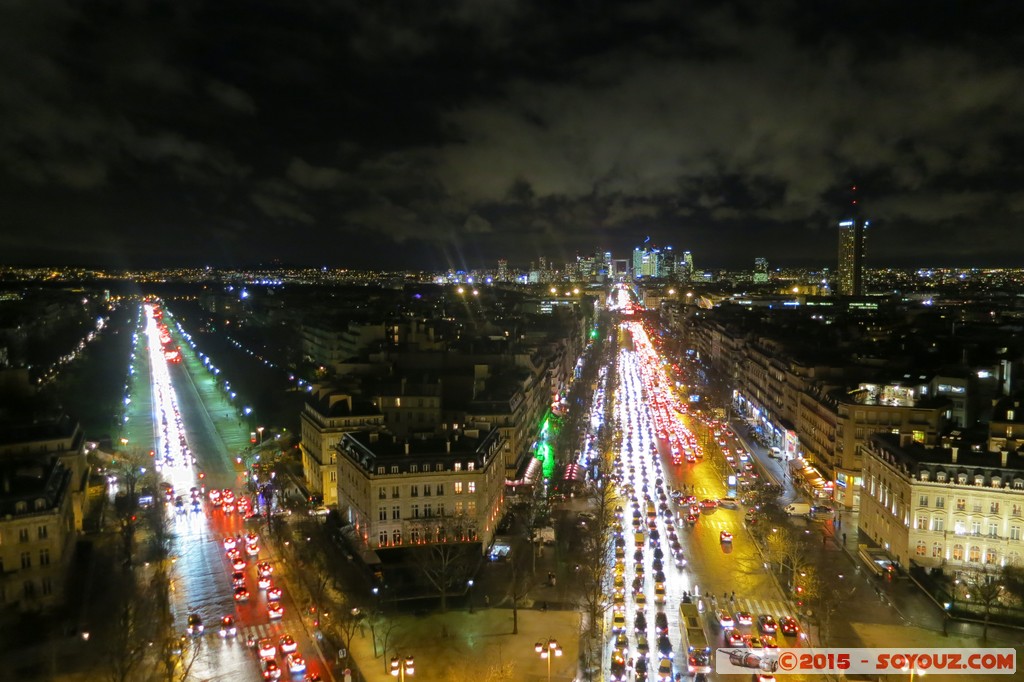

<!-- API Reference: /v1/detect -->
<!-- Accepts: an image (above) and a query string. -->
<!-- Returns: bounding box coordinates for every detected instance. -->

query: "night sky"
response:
[2,1,1024,271]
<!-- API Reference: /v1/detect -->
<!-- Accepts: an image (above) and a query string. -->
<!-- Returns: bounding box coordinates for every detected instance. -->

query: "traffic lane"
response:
[172,513,236,631]
[172,362,237,482]
[207,514,328,681]
[243,529,331,680]
[677,509,776,606]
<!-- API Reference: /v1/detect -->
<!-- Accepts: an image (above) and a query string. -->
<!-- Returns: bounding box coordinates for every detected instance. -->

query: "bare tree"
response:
[111,448,152,503]
[573,473,615,678]
[332,604,365,665]
[102,598,149,682]
[143,497,176,564]
[408,514,477,612]
[506,546,532,635]
[368,611,399,671]
[158,634,202,682]
[1001,562,1024,606]
[959,566,1007,641]
[796,566,856,651]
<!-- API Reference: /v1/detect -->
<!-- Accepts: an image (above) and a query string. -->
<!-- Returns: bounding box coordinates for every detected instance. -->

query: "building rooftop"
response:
[868,432,1024,478]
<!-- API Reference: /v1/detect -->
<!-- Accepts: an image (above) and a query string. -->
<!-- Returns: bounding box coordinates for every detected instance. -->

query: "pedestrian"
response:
[842,532,847,545]
[731,591,735,601]
[484,595,490,608]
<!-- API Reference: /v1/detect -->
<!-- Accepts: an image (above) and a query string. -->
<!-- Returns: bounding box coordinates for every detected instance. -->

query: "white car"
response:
[279,634,297,654]
[286,653,306,674]
[258,638,277,660]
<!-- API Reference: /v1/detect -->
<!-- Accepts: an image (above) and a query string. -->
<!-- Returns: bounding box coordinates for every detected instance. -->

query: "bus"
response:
[679,601,712,675]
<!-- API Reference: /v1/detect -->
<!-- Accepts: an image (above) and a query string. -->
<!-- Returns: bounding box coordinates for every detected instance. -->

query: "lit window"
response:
[468,482,476,494]
[454,482,463,495]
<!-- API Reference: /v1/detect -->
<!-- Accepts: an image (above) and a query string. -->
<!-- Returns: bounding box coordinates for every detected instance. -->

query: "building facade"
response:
[299,388,383,507]
[335,428,506,555]
[860,433,1024,575]
[0,457,77,612]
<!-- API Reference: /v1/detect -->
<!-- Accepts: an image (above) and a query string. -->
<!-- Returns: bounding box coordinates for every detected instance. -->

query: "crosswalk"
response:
[702,596,801,627]
[686,519,735,531]
[209,618,299,642]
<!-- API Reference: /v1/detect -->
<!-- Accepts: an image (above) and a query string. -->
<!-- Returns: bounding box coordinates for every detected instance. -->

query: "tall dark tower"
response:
[836,185,867,296]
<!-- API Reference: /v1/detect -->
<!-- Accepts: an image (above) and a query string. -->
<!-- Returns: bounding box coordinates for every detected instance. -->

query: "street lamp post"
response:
[467,579,474,613]
[390,655,414,681]
[534,638,562,682]
[257,426,265,445]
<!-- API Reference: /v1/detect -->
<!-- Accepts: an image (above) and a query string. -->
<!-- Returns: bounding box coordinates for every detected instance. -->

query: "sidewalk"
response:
[346,607,580,682]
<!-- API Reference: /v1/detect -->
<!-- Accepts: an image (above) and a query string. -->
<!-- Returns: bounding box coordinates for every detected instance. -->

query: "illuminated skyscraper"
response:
[681,251,694,281]
[753,257,769,284]
[836,186,867,296]
[496,259,508,282]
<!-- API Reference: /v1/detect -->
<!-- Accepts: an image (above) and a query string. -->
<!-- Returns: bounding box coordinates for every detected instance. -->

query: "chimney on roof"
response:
[446,440,451,453]
[1002,450,1009,467]
[404,441,410,455]
[951,446,958,464]
[899,432,913,448]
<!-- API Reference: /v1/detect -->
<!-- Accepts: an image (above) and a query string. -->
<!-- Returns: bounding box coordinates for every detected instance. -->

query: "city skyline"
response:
[3,2,1024,270]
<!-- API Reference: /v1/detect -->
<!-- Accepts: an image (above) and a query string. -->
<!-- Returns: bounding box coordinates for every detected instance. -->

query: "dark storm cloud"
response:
[1,0,1023,268]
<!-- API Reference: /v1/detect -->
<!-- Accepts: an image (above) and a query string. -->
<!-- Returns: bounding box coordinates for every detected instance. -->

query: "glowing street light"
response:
[390,655,414,681]
[534,638,562,682]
